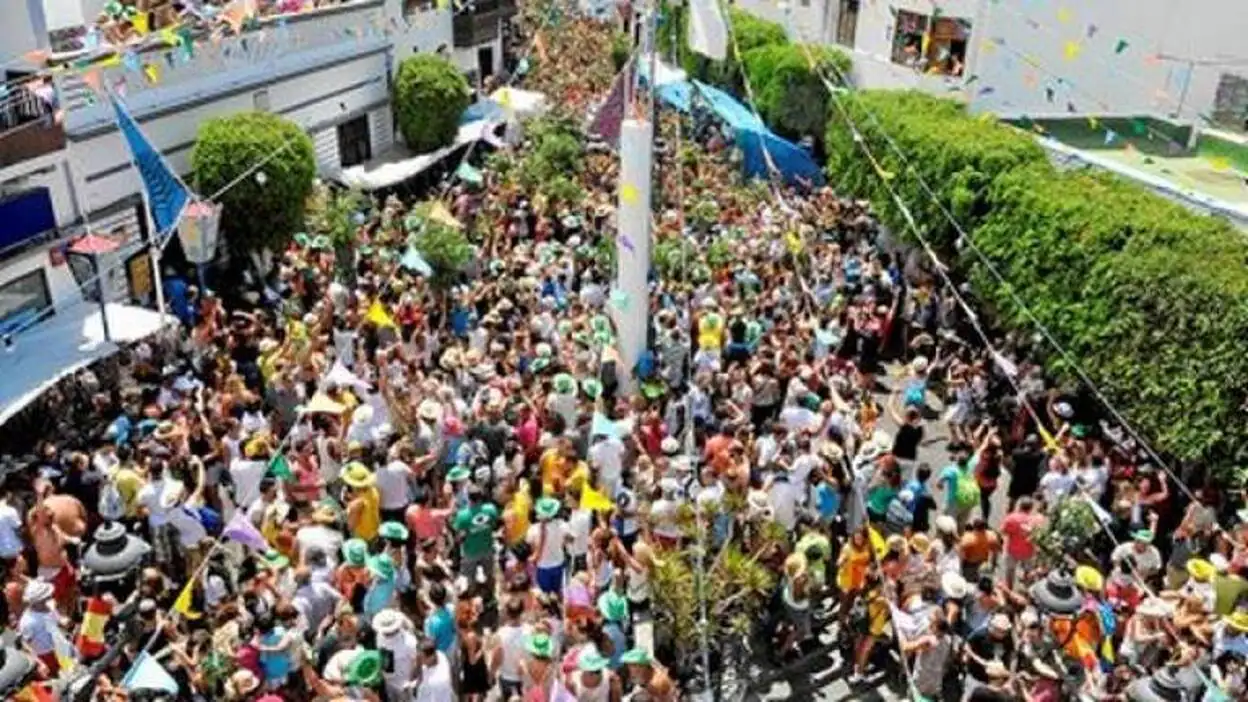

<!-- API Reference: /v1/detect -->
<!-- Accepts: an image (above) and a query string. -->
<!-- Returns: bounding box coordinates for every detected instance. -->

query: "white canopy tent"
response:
[336,120,506,192]
[0,303,173,424]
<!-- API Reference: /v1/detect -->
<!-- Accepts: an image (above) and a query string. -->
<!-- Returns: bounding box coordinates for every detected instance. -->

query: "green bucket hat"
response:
[367,553,396,581]
[358,244,374,256]
[342,538,368,567]
[526,633,554,659]
[293,232,311,247]
[620,647,653,666]
[345,649,383,687]
[640,380,667,400]
[592,329,613,346]
[582,377,603,399]
[535,496,561,521]
[530,356,552,372]
[553,373,576,395]
[590,315,611,335]
[447,465,471,482]
[379,521,409,541]
[572,331,592,347]
[311,235,331,250]
[1132,529,1154,543]
[578,651,610,673]
[598,591,629,622]
[260,550,289,570]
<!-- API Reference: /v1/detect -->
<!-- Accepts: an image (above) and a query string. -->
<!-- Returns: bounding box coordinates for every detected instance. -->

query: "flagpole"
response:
[141,191,170,327]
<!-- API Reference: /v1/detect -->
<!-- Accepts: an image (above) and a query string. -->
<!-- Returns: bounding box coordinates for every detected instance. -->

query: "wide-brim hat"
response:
[379,521,409,541]
[1186,558,1216,582]
[260,550,289,570]
[1224,611,1248,633]
[417,400,442,422]
[1132,529,1154,543]
[553,373,577,395]
[340,461,376,489]
[158,481,186,510]
[578,651,610,673]
[598,591,629,622]
[582,378,603,399]
[660,437,680,455]
[0,647,37,696]
[22,580,53,606]
[934,515,958,535]
[83,522,151,578]
[372,608,407,637]
[941,571,970,599]
[909,533,932,557]
[345,649,383,687]
[228,669,261,696]
[1029,571,1083,615]
[1136,597,1174,618]
[535,496,561,521]
[447,466,471,482]
[620,647,652,666]
[312,505,339,525]
[342,538,368,567]
[367,553,396,581]
[526,633,554,659]
[1075,565,1104,592]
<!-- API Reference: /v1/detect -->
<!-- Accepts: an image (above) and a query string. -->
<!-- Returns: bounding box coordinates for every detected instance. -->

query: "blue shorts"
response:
[536,563,564,594]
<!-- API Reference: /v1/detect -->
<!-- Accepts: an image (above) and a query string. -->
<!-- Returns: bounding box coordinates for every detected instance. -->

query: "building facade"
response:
[735,0,1248,124]
[0,0,521,336]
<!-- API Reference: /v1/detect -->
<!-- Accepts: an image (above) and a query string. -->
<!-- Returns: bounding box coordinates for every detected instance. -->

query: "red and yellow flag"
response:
[75,596,112,659]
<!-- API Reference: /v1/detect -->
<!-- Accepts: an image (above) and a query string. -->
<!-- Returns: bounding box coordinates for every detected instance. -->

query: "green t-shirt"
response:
[452,503,499,559]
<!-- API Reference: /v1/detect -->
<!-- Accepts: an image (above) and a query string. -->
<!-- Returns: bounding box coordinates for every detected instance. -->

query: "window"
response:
[890,10,928,67]
[336,115,372,169]
[835,0,858,47]
[0,269,51,333]
[253,89,270,112]
[889,11,970,76]
[477,46,495,80]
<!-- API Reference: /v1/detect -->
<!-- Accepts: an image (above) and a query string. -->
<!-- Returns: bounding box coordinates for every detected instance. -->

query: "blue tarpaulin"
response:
[655,79,824,186]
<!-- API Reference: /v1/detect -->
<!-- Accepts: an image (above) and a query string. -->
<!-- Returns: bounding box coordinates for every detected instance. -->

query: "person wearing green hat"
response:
[362,553,397,618]
[529,496,569,595]
[344,649,383,689]
[568,649,623,699]
[451,485,499,586]
[581,377,603,400]
[549,373,578,427]
[1112,528,1163,581]
[598,591,631,669]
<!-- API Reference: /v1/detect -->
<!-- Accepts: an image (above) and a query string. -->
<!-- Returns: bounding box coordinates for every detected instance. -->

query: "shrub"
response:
[661,3,787,96]
[190,111,316,254]
[745,43,850,141]
[611,30,632,72]
[824,91,1046,250]
[411,217,474,291]
[393,54,471,153]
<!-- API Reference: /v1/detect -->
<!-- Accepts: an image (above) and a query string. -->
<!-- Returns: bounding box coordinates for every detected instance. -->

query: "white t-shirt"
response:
[19,608,58,654]
[589,439,624,494]
[379,629,419,688]
[0,502,23,558]
[414,650,454,702]
[567,508,593,557]
[546,392,578,428]
[137,479,169,527]
[527,520,568,569]
[376,460,413,511]
[650,498,681,539]
[230,458,267,508]
[1038,470,1077,508]
[295,525,344,567]
[768,478,800,530]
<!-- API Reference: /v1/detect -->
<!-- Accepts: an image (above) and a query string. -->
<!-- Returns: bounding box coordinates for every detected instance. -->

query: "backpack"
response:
[954,465,980,510]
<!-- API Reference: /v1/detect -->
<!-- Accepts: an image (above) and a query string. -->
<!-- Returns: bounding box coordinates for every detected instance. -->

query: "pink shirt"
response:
[1001,511,1040,561]
[405,505,450,542]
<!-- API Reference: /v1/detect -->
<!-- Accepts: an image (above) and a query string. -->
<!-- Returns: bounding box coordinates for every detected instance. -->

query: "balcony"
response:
[53,0,402,134]
[0,86,65,170]
[452,0,517,47]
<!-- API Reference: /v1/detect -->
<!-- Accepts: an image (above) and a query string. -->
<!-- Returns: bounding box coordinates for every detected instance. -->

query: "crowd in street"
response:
[0,6,1246,702]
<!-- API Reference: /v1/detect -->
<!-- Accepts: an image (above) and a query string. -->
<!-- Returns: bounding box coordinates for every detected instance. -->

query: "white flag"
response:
[687,0,728,60]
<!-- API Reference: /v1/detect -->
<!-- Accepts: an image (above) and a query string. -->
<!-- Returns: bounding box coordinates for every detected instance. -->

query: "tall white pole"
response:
[141,192,169,327]
[611,118,654,393]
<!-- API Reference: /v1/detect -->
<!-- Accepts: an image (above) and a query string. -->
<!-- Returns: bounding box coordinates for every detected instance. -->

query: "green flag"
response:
[268,452,293,480]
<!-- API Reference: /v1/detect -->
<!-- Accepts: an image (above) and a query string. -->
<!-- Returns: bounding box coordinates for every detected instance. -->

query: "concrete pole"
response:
[611,118,654,392]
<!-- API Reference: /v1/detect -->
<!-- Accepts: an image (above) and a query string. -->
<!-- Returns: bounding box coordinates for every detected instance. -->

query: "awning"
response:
[0,303,173,424]
[335,120,503,191]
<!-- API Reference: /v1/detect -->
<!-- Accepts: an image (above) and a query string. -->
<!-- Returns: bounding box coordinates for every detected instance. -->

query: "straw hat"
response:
[340,462,375,489]
[227,669,260,696]
[941,571,970,599]
[935,515,958,535]
[417,400,442,422]
[1075,565,1104,593]
[372,609,409,637]
[909,532,932,557]
[1223,611,1248,633]
[1185,558,1216,583]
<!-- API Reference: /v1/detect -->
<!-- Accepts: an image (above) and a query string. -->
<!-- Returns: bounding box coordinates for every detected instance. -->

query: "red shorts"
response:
[37,651,60,677]
[50,563,76,602]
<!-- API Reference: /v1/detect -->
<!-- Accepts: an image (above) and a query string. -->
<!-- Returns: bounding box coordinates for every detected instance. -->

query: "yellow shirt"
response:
[113,467,144,518]
[540,449,566,494]
[697,313,724,351]
[349,487,381,542]
[506,485,532,546]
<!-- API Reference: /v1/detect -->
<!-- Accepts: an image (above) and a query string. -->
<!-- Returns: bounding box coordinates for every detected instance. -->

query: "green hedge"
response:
[825,90,1248,471]
[1196,133,1248,172]
[393,54,472,154]
[744,43,851,141]
[825,91,1046,250]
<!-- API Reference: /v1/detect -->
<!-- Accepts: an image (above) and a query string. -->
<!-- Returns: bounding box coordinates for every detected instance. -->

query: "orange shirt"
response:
[959,530,1001,565]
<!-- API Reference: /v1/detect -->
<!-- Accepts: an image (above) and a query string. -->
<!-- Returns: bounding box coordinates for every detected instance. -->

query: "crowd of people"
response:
[1,5,1247,702]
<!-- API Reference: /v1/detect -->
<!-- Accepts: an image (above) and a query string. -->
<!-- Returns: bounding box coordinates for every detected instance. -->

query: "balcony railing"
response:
[53,0,408,130]
[0,86,65,169]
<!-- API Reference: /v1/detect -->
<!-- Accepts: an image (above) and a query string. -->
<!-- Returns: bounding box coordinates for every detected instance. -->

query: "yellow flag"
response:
[580,484,615,512]
[173,578,201,620]
[366,300,398,329]
[100,54,122,68]
[143,63,160,85]
[1209,156,1232,171]
[132,12,150,35]
[868,526,888,559]
[1039,425,1060,452]
[1063,41,1082,61]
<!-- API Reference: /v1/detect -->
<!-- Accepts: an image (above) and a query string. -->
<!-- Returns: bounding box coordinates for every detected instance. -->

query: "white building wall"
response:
[735,0,834,45]
[369,107,395,154]
[452,35,503,82]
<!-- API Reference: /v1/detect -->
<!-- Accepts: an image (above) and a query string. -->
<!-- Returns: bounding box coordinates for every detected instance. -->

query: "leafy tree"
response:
[409,212,474,291]
[611,30,632,72]
[1031,498,1099,568]
[307,185,370,283]
[190,111,316,254]
[393,54,472,153]
[745,43,850,141]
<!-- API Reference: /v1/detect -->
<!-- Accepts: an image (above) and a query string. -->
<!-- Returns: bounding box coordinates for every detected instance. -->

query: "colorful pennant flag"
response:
[173,577,201,620]
[132,11,150,35]
[580,484,615,512]
[222,511,270,551]
[143,63,160,84]
[1063,41,1082,61]
[268,452,292,480]
[620,183,639,205]
[1115,39,1129,54]
[1209,156,1232,171]
[53,629,78,674]
[366,300,398,329]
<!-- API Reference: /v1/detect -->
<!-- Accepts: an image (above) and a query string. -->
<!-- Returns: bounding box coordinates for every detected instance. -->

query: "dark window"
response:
[478,45,495,79]
[337,115,372,169]
[836,0,858,47]
[0,268,51,332]
[891,10,928,66]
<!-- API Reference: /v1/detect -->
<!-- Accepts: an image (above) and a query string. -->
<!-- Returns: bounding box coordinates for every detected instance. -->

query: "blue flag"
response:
[111,96,189,235]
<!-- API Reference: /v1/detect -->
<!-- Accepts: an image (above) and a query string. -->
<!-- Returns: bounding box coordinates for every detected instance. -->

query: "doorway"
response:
[477,45,495,81]
[336,115,372,169]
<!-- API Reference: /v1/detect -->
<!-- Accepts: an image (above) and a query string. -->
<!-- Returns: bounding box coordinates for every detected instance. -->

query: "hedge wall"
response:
[825,90,1248,471]
[745,43,851,141]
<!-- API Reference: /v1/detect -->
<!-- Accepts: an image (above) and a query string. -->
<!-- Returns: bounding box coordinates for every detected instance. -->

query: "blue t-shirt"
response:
[815,483,841,522]
[450,306,472,337]
[363,578,396,619]
[259,628,292,682]
[605,621,628,670]
[939,464,960,510]
[424,605,457,653]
